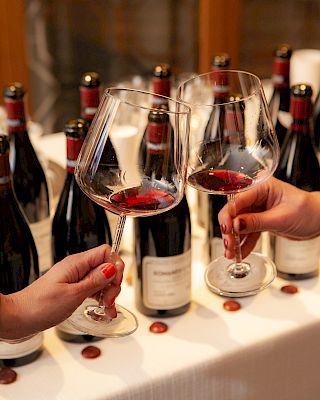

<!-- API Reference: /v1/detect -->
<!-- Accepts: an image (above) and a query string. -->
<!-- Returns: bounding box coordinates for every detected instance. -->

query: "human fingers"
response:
[50,244,113,283]
[232,207,290,236]
[77,262,118,295]
[103,252,124,286]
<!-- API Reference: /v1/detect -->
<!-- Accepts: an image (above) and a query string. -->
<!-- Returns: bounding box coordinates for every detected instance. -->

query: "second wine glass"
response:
[69,87,190,337]
[177,70,280,297]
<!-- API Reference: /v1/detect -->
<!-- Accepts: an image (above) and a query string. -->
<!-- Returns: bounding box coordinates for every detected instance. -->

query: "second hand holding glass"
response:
[177,70,280,297]
[70,88,190,337]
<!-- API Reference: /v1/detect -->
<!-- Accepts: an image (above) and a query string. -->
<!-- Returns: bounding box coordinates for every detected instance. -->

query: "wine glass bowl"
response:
[70,87,190,336]
[177,70,280,297]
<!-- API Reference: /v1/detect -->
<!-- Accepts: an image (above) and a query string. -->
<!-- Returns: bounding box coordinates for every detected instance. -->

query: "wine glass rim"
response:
[103,86,191,115]
[176,69,263,107]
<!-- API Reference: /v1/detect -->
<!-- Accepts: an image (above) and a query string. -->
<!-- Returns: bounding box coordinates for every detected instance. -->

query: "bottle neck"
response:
[4,98,27,134]
[290,97,312,132]
[152,77,170,108]
[211,70,229,101]
[80,86,100,123]
[0,153,13,190]
[146,121,169,154]
[66,137,84,173]
[225,106,244,139]
[272,57,290,88]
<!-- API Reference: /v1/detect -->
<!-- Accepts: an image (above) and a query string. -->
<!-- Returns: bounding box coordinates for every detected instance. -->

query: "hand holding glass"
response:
[69,88,190,336]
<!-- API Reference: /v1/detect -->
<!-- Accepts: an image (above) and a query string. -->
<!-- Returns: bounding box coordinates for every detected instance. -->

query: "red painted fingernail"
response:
[223,239,228,249]
[238,218,246,232]
[101,263,116,279]
[220,224,226,234]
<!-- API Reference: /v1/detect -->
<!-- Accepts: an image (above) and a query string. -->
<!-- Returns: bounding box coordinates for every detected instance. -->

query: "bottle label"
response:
[142,250,192,310]
[275,236,320,274]
[0,333,43,359]
[30,217,52,274]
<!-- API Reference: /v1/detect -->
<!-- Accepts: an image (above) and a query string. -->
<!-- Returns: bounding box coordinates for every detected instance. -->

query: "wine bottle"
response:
[0,134,43,367]
[275,84,320,279]
[268,44,292,149]
[3,82,51,275]
[205,55,230,261]
[134,109,192,317]
[52,118,112,342]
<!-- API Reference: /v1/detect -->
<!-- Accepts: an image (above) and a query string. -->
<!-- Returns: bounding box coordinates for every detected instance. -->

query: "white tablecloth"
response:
[2,133,320,400]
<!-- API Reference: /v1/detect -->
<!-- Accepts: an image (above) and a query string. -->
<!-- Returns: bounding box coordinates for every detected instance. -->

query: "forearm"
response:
[0,292,38,341]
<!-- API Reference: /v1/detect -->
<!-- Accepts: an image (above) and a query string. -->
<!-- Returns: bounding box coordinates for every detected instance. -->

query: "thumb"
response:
[76,262,117,298]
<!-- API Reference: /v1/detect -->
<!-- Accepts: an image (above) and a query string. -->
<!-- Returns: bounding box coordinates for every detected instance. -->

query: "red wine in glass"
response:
[188,169,253,193]
[110,186,175,214]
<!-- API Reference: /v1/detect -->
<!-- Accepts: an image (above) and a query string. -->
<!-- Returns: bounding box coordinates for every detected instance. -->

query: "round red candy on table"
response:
[149,321,168,333]
[281,284,299,294]
[223,300,241,311]
[81,345,101,359]
[0,367,17,384]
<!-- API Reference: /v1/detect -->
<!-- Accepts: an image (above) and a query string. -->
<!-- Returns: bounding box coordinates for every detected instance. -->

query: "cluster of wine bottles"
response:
[269,44,320,279]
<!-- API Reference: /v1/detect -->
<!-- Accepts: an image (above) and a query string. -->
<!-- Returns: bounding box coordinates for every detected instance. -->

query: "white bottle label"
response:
[0,333,43,359]
[275,236,320,274]
[30,216,52,274]
[142,250,191,310]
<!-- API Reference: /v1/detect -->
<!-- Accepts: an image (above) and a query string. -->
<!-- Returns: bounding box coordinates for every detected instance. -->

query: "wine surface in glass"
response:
[188,169,253,193]
[110,186,175,214]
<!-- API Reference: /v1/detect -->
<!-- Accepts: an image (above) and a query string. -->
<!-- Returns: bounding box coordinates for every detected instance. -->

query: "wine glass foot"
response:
[68,298,138,337]
[205,252,277,297]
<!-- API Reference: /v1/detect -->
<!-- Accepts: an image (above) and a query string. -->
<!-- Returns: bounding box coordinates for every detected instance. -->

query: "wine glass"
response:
[177,70,280,297]
[69,87,190,336]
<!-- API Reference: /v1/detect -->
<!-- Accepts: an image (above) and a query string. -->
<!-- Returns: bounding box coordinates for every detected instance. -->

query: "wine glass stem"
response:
[111,214,127,254]
[98,214,127,308]
[227,193,248,276]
